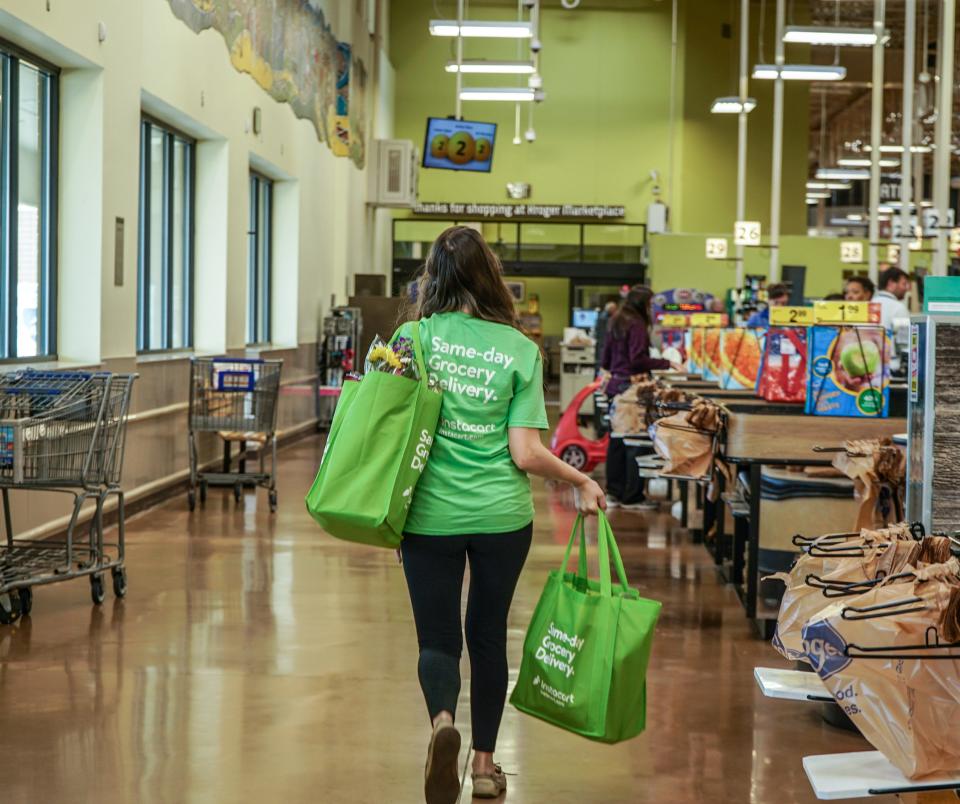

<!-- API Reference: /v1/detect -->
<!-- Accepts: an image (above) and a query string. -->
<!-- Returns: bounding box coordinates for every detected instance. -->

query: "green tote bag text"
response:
[304,322,442,548]
[510,512,661,743]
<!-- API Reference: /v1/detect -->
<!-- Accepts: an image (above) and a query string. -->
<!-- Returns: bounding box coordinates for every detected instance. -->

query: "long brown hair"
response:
[411,226,520,329]
[610,284,654,338]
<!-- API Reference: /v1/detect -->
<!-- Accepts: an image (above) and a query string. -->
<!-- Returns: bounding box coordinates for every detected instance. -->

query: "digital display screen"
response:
[422,117,497,173]
[572,308,599,328]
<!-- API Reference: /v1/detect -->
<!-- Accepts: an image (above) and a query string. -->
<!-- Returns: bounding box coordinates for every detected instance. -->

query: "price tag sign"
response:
[734,220,761,247]
[659,314,688,328]
[814,301,881,324]
[705,237,729,260]
[840,241,863,264]
[690,313,726,327]
[887,243,901,264]
[769,306,815,327]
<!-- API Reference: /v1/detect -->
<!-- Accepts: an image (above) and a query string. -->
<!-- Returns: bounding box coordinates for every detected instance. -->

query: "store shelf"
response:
[754,667,832,702]
[803,751,960,800]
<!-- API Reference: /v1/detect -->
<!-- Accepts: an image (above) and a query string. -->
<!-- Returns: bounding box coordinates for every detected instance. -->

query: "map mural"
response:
[166,0,367,167]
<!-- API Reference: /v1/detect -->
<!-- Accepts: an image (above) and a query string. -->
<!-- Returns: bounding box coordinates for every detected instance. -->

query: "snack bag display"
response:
[719,329,764,390]
[803,559,960,779]
[701,329,724,383]
[685,329,705,376]
[805,325,890,417]
[757,327,807,403]
[659,328,688,367]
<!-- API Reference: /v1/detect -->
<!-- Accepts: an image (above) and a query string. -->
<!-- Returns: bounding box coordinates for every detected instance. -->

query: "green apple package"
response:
[805,325,890,417]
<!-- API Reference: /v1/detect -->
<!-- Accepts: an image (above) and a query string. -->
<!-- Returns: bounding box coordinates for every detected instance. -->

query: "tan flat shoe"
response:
[424,720,461,804]
[471,765,507,799]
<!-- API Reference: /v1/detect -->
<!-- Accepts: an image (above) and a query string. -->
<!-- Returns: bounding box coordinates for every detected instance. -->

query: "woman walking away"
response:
[602,285,679,511]
[395,226,606,804]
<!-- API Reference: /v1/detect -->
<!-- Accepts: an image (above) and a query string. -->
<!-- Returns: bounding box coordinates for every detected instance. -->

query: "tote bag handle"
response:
[561,512,631,598]
[410,320,429,391]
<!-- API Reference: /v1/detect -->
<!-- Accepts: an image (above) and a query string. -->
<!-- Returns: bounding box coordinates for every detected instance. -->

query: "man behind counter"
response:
[746,283,790,328]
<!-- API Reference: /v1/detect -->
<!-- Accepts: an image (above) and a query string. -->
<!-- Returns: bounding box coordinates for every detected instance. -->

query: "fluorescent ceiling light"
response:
[806,191,831,199]
[710,96,757,114]
[816,167,870,180]
[782,25,882,46]
[863,144,933,154]
[445,60,536,74]
[752,64,847,81]
[430,20,532,38]
[806,181,853,190]
[838,157,900,167]
[459,87,538,101]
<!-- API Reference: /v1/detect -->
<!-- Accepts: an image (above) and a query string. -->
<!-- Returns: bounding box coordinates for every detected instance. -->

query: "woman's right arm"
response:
[507,427,606,514]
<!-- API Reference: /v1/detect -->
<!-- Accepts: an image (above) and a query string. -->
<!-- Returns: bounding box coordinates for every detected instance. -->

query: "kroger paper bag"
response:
[651,401,722,479]
[832,439,906,531]
[770,535,948,662]
[803,559,960,779]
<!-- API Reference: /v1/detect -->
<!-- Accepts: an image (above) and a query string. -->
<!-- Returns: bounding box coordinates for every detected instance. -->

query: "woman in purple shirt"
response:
[602,285,674,510]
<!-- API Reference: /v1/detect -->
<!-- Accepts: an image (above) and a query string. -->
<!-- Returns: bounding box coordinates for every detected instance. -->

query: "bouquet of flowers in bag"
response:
[364,335,423,379]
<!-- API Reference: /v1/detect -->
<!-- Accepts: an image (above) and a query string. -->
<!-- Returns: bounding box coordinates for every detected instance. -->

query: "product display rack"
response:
[316,307,362,430]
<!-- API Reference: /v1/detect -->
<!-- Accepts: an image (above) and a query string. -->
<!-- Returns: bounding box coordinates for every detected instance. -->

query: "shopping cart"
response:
[0,370,137,624]
[188,357,282,512]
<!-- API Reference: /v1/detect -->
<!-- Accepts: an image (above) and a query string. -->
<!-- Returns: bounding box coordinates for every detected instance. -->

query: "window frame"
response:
[0,41,59,362]
[247,171,273,346]
[137,114,196,354]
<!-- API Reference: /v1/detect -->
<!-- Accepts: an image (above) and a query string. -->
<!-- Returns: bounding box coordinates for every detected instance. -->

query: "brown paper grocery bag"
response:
[651,412,714,479]
[803,559,960,779]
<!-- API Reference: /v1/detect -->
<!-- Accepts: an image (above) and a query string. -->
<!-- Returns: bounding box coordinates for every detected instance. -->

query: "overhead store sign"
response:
[411,202,626,220]
[705,238,729,260]
[734,220,761,246]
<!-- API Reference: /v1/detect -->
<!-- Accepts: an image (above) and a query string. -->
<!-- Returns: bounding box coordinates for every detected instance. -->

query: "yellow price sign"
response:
[659,314,688,328]
[813,300,881,324]
[690,313,726,327]
[769,306,815,327]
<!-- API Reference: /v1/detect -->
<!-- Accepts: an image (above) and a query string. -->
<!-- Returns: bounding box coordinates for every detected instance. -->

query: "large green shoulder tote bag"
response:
[510,511,661,743]
[304,321,442,548]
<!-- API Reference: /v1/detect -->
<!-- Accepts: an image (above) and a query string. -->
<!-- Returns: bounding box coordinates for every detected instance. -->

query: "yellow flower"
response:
[369,345,402,369]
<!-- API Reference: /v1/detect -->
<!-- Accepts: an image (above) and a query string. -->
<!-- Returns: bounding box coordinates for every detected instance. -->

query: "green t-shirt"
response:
[394,311,548,535]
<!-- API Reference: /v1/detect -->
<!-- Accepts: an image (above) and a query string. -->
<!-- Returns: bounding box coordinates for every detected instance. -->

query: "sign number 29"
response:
[734,220,761,247]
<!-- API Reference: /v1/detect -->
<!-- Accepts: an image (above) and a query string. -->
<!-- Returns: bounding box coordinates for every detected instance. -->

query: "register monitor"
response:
[572,308,599,329]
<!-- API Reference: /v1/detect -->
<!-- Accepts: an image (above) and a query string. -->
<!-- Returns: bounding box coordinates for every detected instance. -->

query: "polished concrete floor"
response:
[0,435,885,804]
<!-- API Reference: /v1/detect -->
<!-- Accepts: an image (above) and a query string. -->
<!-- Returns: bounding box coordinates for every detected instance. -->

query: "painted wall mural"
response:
[166,0,367,167]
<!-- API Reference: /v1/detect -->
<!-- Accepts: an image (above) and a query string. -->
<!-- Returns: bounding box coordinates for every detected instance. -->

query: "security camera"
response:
[525,128,536,143]
[530,37,542,53]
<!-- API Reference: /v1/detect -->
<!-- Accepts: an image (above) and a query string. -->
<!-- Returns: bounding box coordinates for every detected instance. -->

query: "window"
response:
[247,172,273,345]
[137,118,194,352]
[0,49,58,359]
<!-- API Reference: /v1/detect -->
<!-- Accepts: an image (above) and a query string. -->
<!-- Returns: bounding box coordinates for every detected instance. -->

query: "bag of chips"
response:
[803,559,960,779]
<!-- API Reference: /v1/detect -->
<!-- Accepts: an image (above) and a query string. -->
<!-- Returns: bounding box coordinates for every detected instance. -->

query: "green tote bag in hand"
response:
[510,512,661,743]
[304,322,442,549]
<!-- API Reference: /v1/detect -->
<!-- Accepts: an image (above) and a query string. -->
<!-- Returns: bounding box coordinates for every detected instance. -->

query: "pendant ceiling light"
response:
[445,60,536,74]
[710,96,757,114]
[458,87,542,102]
[806,181,853,191]
[838,156,900,168]
[782,25,884,46]
[752,64,846,81]
[430,20,533,38]
[816,167,870,180]
[806,191,831,199]
[863,144,933,154]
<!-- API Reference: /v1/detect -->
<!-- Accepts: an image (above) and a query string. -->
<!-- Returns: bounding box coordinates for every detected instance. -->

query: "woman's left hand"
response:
[575,477,607,515]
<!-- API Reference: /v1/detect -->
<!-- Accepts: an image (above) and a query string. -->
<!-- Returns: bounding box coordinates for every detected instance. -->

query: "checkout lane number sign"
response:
[734,221,761,247]
[705,238,729,260]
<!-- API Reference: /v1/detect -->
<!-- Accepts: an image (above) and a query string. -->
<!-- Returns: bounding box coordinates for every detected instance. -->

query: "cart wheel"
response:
[269,490,278,513]
[0,592,21,625]
[90,575,106,606]
[18,588,32,616]
[188,490,196,512]
[200,481,208,504]
[112,567,127,599]
[233,483,242,503]
[560,444,588,470]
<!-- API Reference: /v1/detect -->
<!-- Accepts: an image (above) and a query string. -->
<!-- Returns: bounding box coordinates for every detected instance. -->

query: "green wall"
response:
[504,276,569,338]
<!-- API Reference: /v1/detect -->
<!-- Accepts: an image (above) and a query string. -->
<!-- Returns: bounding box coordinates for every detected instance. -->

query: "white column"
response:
[867,0,886,283]
[933,0,956,276]
[768,0,786,282]
[899,0,916,273]
[734,0,750,289]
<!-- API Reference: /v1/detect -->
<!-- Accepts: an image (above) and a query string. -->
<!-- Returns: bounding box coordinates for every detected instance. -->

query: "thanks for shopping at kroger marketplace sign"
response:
[412,202,626,220]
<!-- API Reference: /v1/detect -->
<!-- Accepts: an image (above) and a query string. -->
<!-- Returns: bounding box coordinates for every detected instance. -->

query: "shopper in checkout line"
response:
[844,275,875,302]
[395,226,607,804]
[745,283,790,328]
[874,265,912,329]
[601,284,683,511]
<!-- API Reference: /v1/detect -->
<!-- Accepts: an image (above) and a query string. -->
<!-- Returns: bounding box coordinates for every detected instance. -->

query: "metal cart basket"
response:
[0,370,138,624]
[188,357,282,512]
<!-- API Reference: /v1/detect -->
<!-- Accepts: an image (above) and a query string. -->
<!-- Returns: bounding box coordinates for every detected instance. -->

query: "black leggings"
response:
[401,524,533,753]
